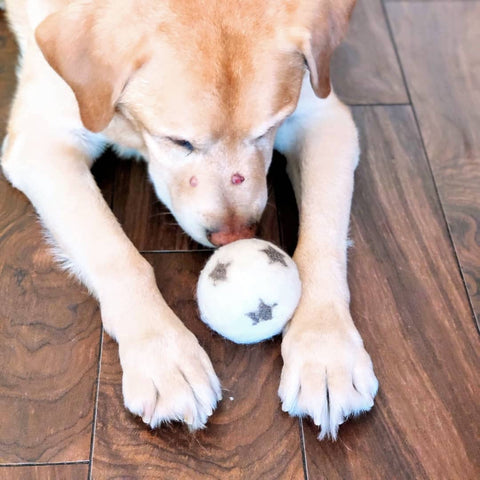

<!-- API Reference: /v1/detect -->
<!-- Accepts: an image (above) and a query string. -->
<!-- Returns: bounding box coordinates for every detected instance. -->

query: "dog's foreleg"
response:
[274,80,378,440]
[2,80,220,430]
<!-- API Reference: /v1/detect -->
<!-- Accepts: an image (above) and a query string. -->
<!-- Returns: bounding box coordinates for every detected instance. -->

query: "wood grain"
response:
[0,464,88,480]
[112,157,281,253]
[92,253,305,480]
[0,13,101,465]
[331,0,408,105]
[387,1,480,324]
[302,106,480,479]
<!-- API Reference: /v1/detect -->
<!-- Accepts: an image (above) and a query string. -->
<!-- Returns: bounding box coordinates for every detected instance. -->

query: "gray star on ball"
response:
[209,261,231,285]
[261,245,288,267]
[247,299,278,325]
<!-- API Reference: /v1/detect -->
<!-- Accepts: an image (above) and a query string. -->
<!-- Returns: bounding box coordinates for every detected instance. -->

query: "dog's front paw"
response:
[279,304,378,440]
[119,327,221,430]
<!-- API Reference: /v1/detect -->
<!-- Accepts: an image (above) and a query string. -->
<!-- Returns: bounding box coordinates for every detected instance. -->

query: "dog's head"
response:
[36,0,354,246]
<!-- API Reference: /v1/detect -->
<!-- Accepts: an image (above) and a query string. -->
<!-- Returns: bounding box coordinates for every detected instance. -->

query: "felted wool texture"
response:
[197,239,302,344]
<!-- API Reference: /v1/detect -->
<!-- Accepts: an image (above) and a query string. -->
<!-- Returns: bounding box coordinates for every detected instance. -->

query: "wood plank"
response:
[302,106,480,479]
[0,172,102,464]
[112,157,281,252]
[331,0,408,105]
[92,252,305,479]
[0,14,101,464]
[0,463,88,480]
[387,1,480,323]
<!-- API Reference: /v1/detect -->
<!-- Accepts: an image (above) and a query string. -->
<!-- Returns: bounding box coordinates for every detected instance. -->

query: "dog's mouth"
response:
[206,221,258,247]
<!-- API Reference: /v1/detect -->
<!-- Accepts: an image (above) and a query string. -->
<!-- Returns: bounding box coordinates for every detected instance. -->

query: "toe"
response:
[122,371,157,422]
[197,349,222,402]
[180,369,217,421]
[297,365,328,427]
[279,363,301,413]
[150,370,199,428]
[353,362,379,399]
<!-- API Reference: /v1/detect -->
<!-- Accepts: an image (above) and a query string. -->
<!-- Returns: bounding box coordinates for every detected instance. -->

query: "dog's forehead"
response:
[129,1,304,138]
[165,0,298,29]
[184,37,301,134]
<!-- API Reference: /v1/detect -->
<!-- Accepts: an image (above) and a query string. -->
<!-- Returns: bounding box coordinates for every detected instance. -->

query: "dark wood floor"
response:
[1,1,479,478]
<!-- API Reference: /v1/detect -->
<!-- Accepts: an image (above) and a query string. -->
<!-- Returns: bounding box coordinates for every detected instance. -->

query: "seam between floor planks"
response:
[87,328,104,480]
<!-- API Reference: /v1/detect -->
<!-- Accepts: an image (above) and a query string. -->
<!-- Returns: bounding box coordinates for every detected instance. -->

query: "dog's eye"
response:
[168,137,194,153]
[254,131,271,144]
[254,125,275,144]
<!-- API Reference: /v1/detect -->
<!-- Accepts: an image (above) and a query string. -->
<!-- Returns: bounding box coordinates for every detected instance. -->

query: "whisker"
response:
[149,212,173,218]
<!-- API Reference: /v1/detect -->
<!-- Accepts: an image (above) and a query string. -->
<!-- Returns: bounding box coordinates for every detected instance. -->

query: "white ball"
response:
[196,239,302,344]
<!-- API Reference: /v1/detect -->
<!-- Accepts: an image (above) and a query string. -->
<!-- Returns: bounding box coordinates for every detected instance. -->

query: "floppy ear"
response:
[35,2,150,132]
[299,0,355,98]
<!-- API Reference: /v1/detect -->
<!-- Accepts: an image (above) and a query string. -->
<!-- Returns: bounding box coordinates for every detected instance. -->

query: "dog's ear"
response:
[35,2,150,132]
[296,0,355,98]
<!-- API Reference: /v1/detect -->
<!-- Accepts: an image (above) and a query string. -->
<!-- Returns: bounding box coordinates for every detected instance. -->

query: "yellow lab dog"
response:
[1,0,378,439]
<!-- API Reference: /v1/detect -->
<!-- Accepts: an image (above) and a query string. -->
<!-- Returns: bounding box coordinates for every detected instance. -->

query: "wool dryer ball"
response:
[196,239,302,344]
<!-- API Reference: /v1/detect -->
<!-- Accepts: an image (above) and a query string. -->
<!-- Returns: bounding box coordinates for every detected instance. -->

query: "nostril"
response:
[231,173,245,185]
[208,230,224,247]
[206,229,214,241]
[248,222,259,235]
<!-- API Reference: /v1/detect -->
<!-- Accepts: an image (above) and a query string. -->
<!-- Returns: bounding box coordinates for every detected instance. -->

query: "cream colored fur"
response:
[1,0,377,439]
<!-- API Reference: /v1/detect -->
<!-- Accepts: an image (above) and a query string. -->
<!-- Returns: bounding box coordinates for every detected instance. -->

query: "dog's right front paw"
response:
[119,328,221,430]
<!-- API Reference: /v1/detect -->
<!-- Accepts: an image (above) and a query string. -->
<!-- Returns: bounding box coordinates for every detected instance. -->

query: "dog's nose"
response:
[207,222,257,247]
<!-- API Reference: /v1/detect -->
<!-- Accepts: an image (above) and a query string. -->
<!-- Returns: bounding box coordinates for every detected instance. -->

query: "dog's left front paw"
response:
[279,305,378,440]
